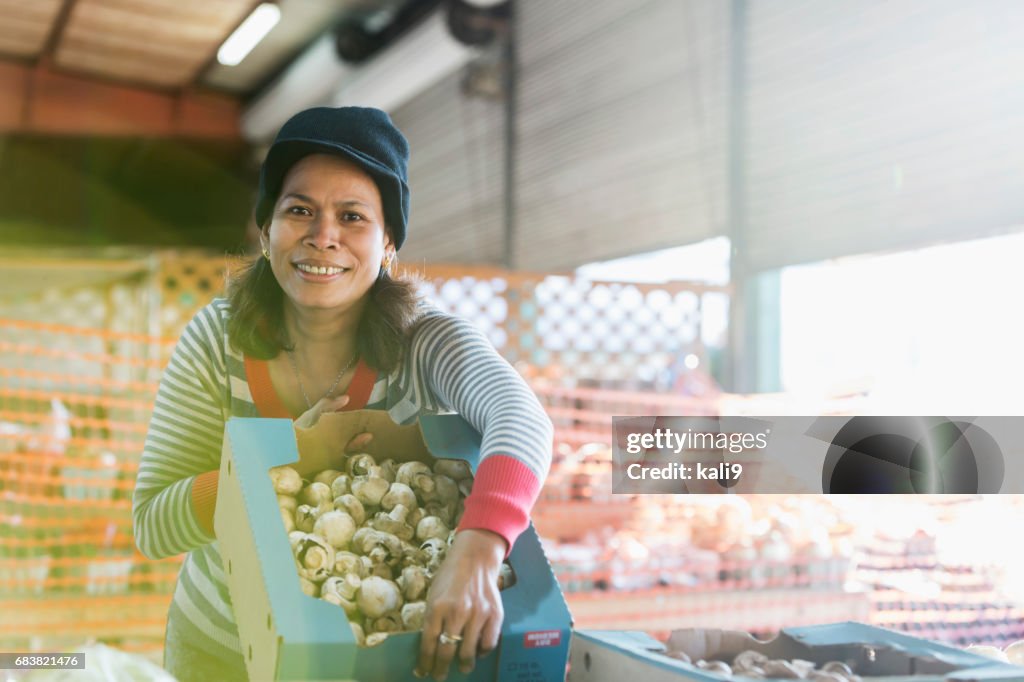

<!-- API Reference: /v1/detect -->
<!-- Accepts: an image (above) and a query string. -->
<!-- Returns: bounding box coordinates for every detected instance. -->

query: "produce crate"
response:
[568,622,1024,681]
[217,412,572,682]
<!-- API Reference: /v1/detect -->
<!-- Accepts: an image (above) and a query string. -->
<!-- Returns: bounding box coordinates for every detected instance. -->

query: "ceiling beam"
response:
[0,60,241,138]
[38,0,78,62]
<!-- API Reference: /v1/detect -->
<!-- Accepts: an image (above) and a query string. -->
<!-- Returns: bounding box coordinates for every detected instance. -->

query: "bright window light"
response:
[780,230,1024,414]
[217,3,281,67]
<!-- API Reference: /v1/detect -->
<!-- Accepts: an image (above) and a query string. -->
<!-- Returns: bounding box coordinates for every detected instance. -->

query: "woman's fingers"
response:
[320,393,351,412]
[479,609,502,656]
[294,394,350,429]
[345,431,373,452]
[456,610,490,674]
[431,613,469,681]
[417,605,467,680]
[417,592,471,680]
[414,530,506,679]
[415,613,440,678]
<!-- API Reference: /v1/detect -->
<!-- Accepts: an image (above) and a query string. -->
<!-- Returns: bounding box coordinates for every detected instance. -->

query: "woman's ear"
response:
[260,225,271,260]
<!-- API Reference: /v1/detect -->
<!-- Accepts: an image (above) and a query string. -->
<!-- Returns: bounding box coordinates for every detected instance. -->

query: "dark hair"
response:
[226,256,422,373]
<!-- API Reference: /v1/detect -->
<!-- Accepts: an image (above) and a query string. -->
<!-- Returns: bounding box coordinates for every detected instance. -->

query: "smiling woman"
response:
[132,106,553,682]
[265,155,390,315]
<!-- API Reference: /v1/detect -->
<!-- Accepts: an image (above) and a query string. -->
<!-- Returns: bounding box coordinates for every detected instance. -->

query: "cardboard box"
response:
[216,412,573,681]
[568,623,1024,681]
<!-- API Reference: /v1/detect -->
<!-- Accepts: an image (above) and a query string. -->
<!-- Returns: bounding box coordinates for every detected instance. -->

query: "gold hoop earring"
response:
[262,247,270,261]
[382,255,392,270]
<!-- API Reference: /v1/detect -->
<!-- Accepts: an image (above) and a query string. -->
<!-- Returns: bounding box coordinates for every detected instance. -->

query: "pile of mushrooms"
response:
[661,649,863,681]
[271,454,515,647]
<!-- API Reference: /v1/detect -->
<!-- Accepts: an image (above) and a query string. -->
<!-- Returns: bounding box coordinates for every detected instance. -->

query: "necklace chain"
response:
[287,349,358,409]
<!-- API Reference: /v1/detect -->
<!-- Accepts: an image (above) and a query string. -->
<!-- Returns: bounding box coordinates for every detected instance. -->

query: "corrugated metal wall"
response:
[743,0,1024,272]
[391,69,506,265]
[395,0,731,271]
[515,0,731,271]
[395,1,1024,273]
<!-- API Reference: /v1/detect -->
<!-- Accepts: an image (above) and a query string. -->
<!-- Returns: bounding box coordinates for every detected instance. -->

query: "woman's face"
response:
[262,153,393,313]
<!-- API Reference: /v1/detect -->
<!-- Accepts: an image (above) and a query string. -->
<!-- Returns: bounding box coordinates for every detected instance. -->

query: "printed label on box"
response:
[524,630,562,648]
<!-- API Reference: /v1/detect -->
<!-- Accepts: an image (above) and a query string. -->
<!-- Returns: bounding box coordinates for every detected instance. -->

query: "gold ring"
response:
[438,632,463,645]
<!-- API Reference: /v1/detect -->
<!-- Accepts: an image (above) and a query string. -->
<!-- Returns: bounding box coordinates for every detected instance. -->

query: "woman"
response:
[132,106,553,681]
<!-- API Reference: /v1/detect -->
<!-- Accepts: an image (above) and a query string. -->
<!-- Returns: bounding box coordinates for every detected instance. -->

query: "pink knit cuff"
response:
[457,455,541,558]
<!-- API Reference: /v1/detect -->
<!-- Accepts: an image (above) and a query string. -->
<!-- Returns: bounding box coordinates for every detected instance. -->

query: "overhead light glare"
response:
[217,3,281,66]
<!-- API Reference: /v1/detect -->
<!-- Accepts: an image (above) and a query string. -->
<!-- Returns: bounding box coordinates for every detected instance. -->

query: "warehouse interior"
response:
[2,0,1024,679]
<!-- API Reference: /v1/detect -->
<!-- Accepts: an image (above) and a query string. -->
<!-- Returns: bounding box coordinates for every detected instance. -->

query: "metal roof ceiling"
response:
[0,0,359,95]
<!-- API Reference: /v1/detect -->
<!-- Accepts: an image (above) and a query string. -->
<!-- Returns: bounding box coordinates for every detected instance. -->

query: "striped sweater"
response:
[132,298,552,659]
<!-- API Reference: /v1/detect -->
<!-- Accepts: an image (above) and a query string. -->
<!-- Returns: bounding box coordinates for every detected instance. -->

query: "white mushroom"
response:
[821,661,853,676]
[497,562,516,590]
[298,577,319,597]
[349,622,366,646]
[352,474,390,507]
[423,501,455,526]
[429,474,459,506]
[313,510,357,549]
[664,651,691,664]
[334,551,367,578]
[367,612,403,634]
[313,469,344,488]
[357,576,402,618]
[407,506,426,529]
[348,453,377,477]
[365,632,389,647]
[300,482,333,507]
[399,540,423,569]
[734,650,769,671]
[433,459,472,481]
[401,601,427,630]
[397,565,429,601]
[416,516,450,542]
[292,533,335,583]
[697,660,732,677]
[352,528,404,567]
[295,504,320,533]
[396,461,434,496]
[378,459,398,483]
[419,537,447,573]
[280,506,296,533]
[763,660,802,679]
[333,494,366,526]
[381,483,417,512]
[277,495,298,515]
[370,504,415,541]
[321,575,361,617]
[790,660,817,678]
[269,466,303,496]
[330,475,351,498]
[368,562,394,580]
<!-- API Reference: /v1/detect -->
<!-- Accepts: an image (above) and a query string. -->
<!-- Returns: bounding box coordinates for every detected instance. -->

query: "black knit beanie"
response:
[255,106,411,249]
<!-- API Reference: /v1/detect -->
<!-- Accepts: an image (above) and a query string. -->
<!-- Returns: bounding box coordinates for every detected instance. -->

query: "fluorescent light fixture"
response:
[217,3,281,66]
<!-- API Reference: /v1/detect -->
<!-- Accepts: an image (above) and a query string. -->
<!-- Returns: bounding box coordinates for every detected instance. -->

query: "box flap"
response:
[293,411,482,476]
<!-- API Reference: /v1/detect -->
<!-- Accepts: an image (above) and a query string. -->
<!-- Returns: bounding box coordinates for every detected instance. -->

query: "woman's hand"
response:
[294,393,350,429]
[416,529,506,680]
[294,394,375,454]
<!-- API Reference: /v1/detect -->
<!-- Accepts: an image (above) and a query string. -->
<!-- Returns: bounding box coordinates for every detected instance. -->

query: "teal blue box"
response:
[216,413,572,682]
[569,623,1024,681]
